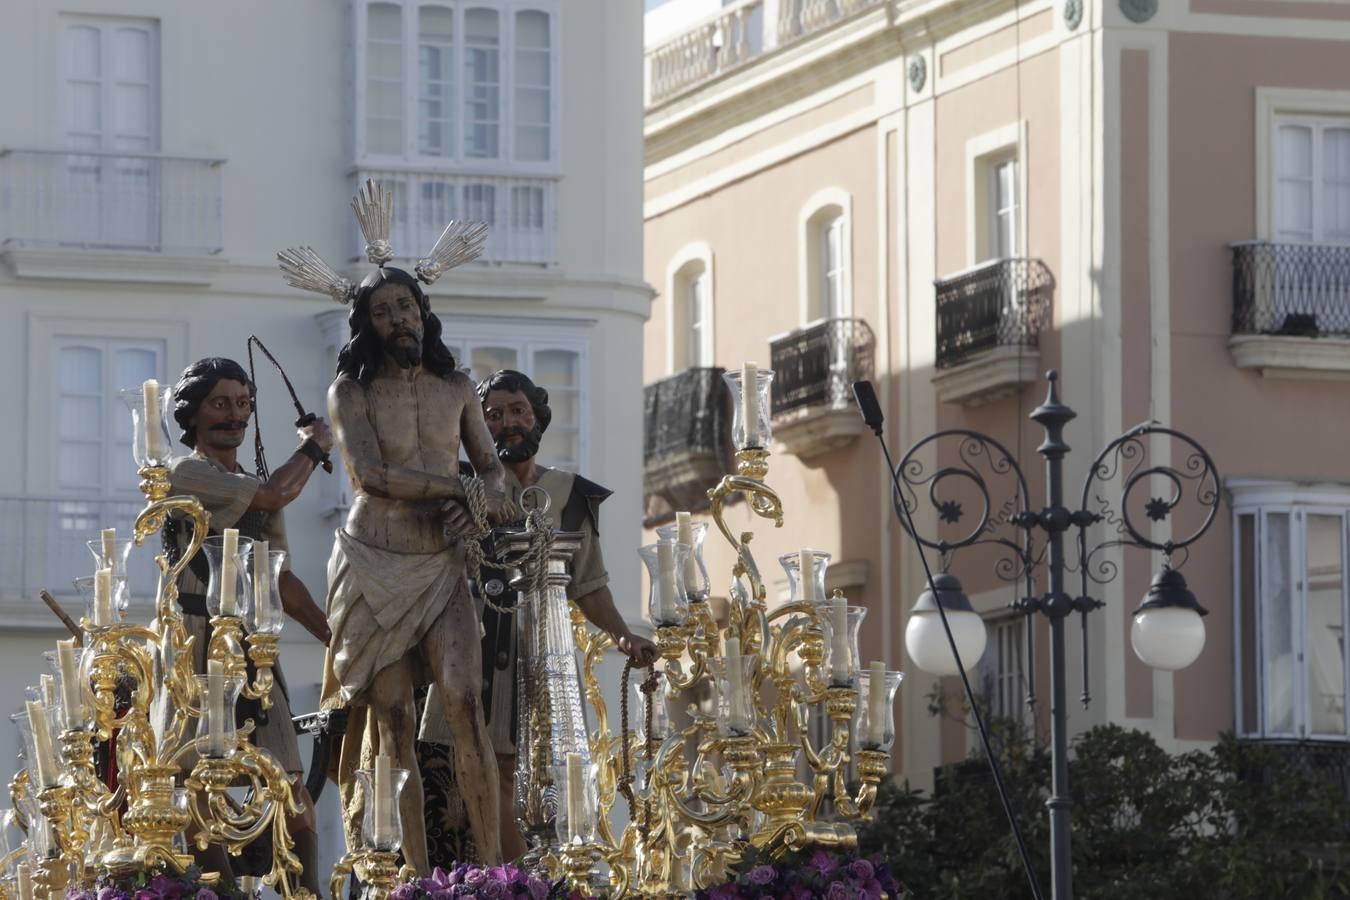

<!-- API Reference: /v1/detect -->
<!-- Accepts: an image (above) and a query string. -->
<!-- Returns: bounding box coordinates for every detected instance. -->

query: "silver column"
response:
[494,524,589,862]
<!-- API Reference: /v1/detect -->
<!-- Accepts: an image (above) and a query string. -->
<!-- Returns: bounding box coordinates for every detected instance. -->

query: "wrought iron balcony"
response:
[353,168,559,267]
[643,367,732,523]
[1232,241,1350,337]
[645,0,884,106]
[935,258,1054,371]
[0,148,224,255]
[769,317,875,418]
[1233,738,1350,802]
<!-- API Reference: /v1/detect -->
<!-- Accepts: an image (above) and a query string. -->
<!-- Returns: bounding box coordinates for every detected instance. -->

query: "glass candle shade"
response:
[10,713,40,788]
[633,671,672,745]
[202,534,254,620]
[551,757,599,845]
[73,573,126,627]
[119,383,173,469]
[85,538,135,613]
[355,764,410,852]
[712,654,757,737]
[655,518,711,602]
[723,366,775,451]
[854,668,905,752]
[819,602,868,687]
[16,703,61,789]
[46,646,93,733]
[779,549,832,607]
[638,541,690,627]
[193,672,245,758]
[246,548,287,635]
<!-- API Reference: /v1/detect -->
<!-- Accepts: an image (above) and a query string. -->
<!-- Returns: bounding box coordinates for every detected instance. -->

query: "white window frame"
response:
[1256,87,1350,244]
[1232,479,1350,740]
[686,269,713,368]
[61,16,161,153]
[965,121,1027,265]
[979,615,1028,726]
[353,0,561,175]
[664,242,715,374]
[797,187,853,325]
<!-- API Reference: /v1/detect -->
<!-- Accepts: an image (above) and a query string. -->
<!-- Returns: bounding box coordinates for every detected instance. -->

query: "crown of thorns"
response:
[276,178,489,304]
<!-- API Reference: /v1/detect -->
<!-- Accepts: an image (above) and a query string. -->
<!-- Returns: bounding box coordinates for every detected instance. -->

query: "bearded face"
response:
[368,280,425,370]
[483,389,545,463]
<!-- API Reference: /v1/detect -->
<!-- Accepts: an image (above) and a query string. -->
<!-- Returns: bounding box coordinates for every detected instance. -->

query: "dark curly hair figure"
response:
[170,357,255,449]
[335,266,458,384]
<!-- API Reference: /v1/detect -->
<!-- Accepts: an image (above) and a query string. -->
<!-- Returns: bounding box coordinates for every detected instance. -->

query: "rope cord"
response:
[617,659,659,828]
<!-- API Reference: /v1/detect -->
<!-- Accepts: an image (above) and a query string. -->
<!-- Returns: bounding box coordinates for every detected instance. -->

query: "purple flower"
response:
[150,875,185,900]
[388,886,417,900]
[67,892,96,900]
[785,886,815,900]
[809,850,839,877]
[707,885,740,900]
[97,888,122,900]
[825,881,851,900]
[856,877,884,900]
[526,877,548,900]
[478,881,508,900]
[193,891,217,900]
[747,865,777,886]
[848,859,874,882]
[134,891,157,900]
[463,869,489,888]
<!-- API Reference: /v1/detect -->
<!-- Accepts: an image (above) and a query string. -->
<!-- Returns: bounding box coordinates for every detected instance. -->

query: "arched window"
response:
[799,189,852,324]
[666,244,715,372]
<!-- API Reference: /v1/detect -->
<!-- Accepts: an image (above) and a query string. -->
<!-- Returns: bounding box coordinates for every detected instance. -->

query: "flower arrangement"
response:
[695,847,903,900]
[66,867,252,900]
[387,864,577,900]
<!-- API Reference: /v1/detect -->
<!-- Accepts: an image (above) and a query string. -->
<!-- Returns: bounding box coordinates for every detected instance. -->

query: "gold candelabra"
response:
[0,408,308,900]
[564,431,898,896]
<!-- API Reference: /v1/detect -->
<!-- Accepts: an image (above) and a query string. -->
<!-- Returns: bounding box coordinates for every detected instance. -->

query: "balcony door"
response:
[48,338,164,599]
[62,18,161,250]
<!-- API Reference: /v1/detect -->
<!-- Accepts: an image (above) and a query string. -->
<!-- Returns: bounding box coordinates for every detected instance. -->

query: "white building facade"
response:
[0,0,648,876]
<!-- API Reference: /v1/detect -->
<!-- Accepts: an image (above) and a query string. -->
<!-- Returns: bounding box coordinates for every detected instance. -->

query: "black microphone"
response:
[851,380,884,436]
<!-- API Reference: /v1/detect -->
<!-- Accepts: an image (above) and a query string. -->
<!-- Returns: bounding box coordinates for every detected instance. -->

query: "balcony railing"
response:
[0,148,224,255]
[769,317,875,418]
[935,258,1054,371]
[646,0,883,105]
[1232,241,1350,337]
[354,168,558,267]
[1233,738,1350,803]
[643,367,731,522]
[0,495,158,617]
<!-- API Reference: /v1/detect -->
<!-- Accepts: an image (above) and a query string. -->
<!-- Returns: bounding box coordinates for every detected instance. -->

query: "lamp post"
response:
[892,371,1220,900]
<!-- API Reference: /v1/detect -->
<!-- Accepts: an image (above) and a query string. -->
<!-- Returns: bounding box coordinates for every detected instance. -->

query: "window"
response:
[1274,115,1350,244]
[61,17,160,249]
[979,616,1028,724]
[989,157,1020,259]
[440,326,587,472]
[358,1,558,167]
[49,337,165,599]
[1235,482,1350,739]
[667,249,714,372]
[798,190,851,323]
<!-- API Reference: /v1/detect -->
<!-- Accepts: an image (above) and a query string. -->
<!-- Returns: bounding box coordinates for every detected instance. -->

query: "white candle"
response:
[799,549,817,605]
[16,864,32,900]
[206,659,226,755]
[867,661,887,747]
[40,674,58,711]
[741,362,759,447]
[26,700,57,787]
[656,541,679,623]
[830,598,850,684]
[675,511,700,589]
[373,753,392,848]
[253,540,270,631]
[220,529,238,617]
[58,639,83,730]
[143,380,166,459]
[93,567,113,627]
[565,752,585,843]
[101,528,117,570]
[725,637,749,732]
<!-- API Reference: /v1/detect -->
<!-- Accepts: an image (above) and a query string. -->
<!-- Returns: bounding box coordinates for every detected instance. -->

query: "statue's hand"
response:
[617,632,660,666]
[298,416,334,454]
[441,499,475,539]
[484,489,519,526]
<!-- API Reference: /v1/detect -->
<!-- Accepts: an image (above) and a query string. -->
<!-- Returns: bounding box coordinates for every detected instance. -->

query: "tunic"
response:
[163,452,303,774]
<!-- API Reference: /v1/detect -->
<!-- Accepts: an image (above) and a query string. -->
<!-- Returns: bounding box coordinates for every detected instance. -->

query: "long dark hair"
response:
[335,267,458,384]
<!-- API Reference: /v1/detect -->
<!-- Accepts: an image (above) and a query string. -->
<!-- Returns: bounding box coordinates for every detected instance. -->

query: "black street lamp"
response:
[878,371,1220,900]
